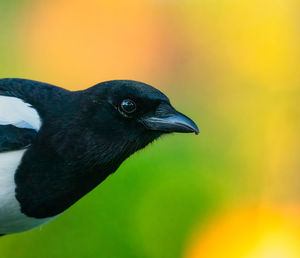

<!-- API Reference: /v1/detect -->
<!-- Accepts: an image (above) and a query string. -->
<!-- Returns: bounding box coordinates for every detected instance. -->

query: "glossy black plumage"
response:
[0,78,198,220]
[0,125,36,152]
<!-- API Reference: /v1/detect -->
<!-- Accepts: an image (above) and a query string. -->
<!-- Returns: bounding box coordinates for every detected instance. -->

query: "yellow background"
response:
[1,0,300,257]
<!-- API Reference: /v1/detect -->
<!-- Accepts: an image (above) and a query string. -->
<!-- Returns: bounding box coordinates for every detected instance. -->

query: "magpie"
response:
[0,78,199,236]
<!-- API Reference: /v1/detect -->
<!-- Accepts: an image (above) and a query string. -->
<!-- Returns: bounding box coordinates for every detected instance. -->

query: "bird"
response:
[0,78,199,236]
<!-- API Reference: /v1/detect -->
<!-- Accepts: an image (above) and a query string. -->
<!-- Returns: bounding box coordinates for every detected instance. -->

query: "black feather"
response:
[0,79,166,218]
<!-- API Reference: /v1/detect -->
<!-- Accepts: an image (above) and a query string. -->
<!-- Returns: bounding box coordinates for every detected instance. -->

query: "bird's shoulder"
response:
[0,94,41,153]
[0,78,55,153]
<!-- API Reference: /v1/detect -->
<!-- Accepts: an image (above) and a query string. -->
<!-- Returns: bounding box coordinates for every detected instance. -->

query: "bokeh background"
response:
[1,0,300,257]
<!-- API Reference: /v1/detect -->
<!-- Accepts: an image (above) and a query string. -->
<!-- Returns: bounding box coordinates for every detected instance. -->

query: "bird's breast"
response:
[0,149,53,234]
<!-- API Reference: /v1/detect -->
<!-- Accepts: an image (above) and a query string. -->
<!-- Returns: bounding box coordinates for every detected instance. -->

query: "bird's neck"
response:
[15,130,158,219]
[15,137,144,218]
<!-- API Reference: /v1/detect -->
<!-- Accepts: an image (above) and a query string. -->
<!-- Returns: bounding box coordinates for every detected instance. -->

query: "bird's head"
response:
[76,80,199,166]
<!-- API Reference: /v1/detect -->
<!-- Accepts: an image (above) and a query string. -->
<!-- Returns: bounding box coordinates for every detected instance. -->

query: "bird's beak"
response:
[140,103,199,135]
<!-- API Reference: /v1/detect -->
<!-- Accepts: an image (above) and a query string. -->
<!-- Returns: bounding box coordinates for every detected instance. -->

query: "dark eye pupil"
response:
[121,99,136,113]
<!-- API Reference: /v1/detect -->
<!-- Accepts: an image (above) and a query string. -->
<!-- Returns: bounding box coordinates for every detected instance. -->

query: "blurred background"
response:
[1,0,300,257]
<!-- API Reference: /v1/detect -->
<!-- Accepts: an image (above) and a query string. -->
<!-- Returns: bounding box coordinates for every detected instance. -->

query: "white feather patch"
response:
[0,96,41,131]
[0,149,53,234]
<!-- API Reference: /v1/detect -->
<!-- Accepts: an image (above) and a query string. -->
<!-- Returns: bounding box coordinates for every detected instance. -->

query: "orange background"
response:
[1,0,300,257]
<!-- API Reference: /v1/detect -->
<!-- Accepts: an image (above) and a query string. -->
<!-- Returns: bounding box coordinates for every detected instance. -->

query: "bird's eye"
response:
[120,99,136,114]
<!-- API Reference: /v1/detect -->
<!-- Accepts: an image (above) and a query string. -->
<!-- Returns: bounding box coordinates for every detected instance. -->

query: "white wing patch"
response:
[0,96,41,131]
